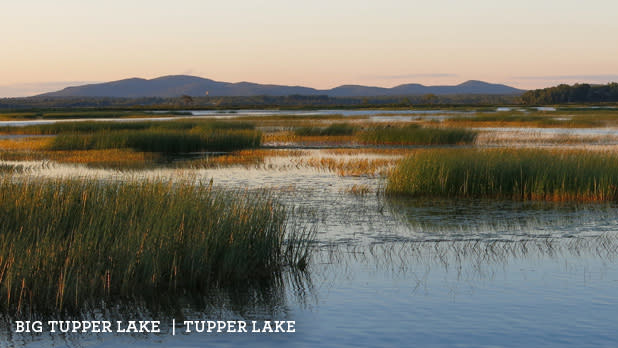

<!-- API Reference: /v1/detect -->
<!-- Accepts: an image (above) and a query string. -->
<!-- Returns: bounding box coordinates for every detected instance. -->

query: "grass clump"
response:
[49,129,261,153]
[294,123,357,136]
[387,149,618,201]
[0,178,311,314]
[359,124,477,145]
[0,119,255,135]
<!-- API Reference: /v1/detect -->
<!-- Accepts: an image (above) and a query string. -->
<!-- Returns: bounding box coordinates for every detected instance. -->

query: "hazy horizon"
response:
[3,75,618,98]
[2,0,617,97]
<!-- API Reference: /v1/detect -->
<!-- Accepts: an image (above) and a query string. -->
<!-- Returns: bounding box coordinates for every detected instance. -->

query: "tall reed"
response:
[387,149,618,201]
[359,124,477,145]
[294,123,357,136]
[0,178,310,314]
[50,129,261,153]
[0,120,255,135]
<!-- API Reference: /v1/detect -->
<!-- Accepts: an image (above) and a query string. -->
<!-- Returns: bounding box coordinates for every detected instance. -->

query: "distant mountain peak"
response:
[458,80,487,85]
[38,75,525,98]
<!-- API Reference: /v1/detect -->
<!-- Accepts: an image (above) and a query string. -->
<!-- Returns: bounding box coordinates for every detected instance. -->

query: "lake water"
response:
[0,107,565,127]
[3,152,618,347]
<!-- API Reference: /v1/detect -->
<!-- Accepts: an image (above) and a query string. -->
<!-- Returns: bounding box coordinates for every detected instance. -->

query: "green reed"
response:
[294,123,357,136]
[359,124,477,145]
[0,178,312,314]
[0,119,255,135]
[49,128,261,153]
[387,149,618,201]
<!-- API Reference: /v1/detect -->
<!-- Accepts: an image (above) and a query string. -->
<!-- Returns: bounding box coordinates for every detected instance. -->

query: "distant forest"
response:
[521,83,618,104]
[0,94,518,110]
[2,83,618,110]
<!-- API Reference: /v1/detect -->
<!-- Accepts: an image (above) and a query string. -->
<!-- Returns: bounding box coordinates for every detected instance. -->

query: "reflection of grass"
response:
[0,178,312,314]
[359,124,477,145]
[388,149,618,201]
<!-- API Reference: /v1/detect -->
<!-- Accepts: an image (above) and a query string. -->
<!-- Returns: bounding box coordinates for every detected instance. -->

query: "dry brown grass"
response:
[323,148,414,156]
[0,143,159,168]
[181,149,309,169]
[48,149,159,168]
[298,157,398,177]
[263,131,357,145]
[0,138,52,150]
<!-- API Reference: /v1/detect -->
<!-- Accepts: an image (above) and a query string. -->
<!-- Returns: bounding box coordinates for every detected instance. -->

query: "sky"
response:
[1,0,617,97]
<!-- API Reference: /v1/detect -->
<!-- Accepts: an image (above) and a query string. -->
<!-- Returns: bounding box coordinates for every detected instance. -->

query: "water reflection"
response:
[386,197,618,240]
[1,269,313,346]
[4,230,618,347]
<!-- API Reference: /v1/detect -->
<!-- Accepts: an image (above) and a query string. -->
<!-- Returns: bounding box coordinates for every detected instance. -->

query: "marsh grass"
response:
[0,178,311,314]
[387,149,618,201]
[0,138,51,151]
[263,131,356,146]
[294,123,357,136]
[359,124,477,145]
[0,149,159,169]
[50,129,261,153]
[442,112,607,128]
[0,119,255,135]
[300,157,397,177]
[181,149,308,169]
[323,148,413,156]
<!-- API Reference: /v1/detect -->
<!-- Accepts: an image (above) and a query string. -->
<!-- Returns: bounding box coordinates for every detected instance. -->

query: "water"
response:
[4,107,571,127]
[0,109,469,127]
[3,155,618,347]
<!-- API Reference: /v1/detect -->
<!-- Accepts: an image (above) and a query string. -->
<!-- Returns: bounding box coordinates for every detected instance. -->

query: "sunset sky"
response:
[1,0,617,97]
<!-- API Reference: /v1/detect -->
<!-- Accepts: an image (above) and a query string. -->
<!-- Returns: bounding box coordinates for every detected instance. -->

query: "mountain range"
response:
[39,75,525,98]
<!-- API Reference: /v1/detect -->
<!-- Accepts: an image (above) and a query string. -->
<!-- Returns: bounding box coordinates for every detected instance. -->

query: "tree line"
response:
[0,94,519,110]
[521,83,618,104]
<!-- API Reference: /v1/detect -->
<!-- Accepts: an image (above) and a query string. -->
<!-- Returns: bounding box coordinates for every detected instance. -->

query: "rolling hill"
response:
[39,75,525,98]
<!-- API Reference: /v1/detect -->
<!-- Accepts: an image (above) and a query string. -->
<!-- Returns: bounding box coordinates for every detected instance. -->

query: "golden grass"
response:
[387,148,618,201]
[0,138,52,151]
[323,148,414,156]
[263,131,357,145]
[0,147,158,169]
[49,149,159,167]
[299,157,397,177]
[262,131,298,143]
[181,149,309,169]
